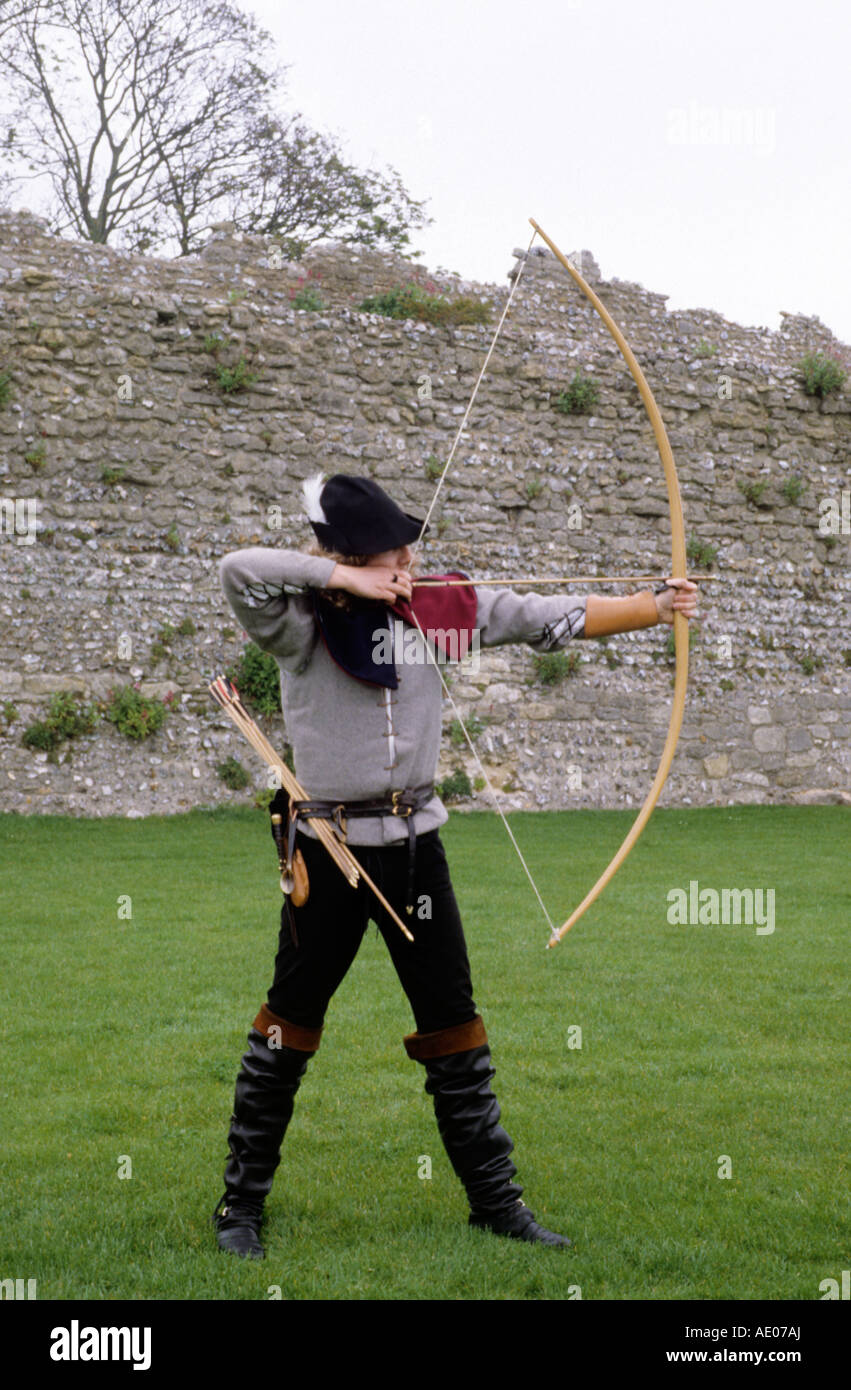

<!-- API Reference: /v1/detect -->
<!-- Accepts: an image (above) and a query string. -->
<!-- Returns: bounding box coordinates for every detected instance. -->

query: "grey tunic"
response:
[219,548,589,845]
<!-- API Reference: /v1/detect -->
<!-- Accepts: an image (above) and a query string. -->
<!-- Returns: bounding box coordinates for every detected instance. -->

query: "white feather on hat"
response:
[302,473,327,524]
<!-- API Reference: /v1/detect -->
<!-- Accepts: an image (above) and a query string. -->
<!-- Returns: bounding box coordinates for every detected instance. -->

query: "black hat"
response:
[303,473,427,555]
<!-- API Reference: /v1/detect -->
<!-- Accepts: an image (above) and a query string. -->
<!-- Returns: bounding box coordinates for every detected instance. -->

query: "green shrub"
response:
[225,642,282,715]
[737,477,769,505]
[203,333,225,355]
[217,756,250,790]
[101,465,125,485]
[437,767,472,801]
[164,523,180,552]
[448,715,488,747]
[525,478,544,501]
[599,638,621,669]
[532,650,582,685]
[150,623,175,663]
[102,685,170,739]
[798,351,846,399]
[660,627,699,664]
[555,370,599,414]
[695,339,718,358]
[687,536,719,568]
[424,454,442,482]
[796,652,824,676]
[357,283,490,326]
[214,357,257,394]
[25,444,47,471]
[150,618,195,662]
[782,475,806,503]
[291,286,324,311]
[2,700,18,729]
[0,368,12,408]
[22,691,99,752]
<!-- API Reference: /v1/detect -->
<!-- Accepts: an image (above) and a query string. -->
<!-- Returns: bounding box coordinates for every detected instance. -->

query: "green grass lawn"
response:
[0,805,847,1301]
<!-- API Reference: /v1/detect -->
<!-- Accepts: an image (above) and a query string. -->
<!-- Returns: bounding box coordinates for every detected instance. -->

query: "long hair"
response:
[306,544,420,610]
[307,544,369,610]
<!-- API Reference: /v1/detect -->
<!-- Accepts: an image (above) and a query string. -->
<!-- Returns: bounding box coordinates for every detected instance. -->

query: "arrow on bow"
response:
[414,574,714,588]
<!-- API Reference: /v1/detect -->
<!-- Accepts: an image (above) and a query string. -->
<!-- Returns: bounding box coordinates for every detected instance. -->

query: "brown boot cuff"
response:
[404,1014,487,1061]
[253,1003,323,1054]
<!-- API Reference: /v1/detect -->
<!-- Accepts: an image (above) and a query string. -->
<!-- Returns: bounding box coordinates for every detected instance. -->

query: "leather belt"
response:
[288,785,435,919]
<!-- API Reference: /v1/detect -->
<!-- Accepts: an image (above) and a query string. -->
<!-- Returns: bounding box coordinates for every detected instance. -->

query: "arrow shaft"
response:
[414,574,715,587]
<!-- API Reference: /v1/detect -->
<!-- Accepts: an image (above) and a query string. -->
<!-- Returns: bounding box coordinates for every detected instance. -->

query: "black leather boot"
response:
[213,1005,321,1259]
[405,1016,572,1249]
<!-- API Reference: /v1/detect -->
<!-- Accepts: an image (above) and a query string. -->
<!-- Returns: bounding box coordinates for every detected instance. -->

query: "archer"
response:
[212,471,699,1258]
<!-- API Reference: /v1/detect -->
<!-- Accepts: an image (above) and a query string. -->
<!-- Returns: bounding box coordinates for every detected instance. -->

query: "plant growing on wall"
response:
[22,691,98,752]
[290,271,324,311]
[796,651,824,675]
[437,767,472,801]
[532,651,582,684]
[737,477,770,506]
[358,283,490,326]
[225,642,282,715]
[797,351,846,399]
[213,357,257,394]
[25,443,47,471]
[102,685,171,739]
[448,715,488,747]
[216,756,250,790]
[782,475,806,503]
[555,370,599,414]
[687,536,719,567]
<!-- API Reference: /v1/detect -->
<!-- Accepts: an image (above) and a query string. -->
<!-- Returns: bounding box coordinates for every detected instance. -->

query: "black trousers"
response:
[266,829,477,1036]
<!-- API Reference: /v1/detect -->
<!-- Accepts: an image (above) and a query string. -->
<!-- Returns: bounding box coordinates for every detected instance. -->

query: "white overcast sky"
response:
[248,0,851,343]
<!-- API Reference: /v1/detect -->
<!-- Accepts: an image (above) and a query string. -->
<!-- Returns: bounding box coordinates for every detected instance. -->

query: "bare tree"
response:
[217,110,430,259]
[0,0,429,256]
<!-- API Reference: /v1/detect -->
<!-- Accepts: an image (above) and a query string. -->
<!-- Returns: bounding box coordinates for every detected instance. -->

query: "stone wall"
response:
[0,208,848,817]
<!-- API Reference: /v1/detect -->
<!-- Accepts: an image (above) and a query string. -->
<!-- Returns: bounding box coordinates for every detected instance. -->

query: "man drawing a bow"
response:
[213,471,698,1258]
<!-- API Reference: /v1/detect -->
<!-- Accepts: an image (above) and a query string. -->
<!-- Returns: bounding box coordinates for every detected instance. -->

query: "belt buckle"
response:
[333,804,348,840]
[391,790,412,818]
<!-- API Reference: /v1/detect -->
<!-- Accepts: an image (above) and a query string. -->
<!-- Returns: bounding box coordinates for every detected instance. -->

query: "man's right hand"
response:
[328,564,413,603]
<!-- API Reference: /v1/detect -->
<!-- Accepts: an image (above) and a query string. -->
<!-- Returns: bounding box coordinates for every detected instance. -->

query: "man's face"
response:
[366,544,413,571]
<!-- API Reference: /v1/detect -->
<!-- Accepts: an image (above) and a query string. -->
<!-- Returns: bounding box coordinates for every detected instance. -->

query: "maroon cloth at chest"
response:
[391,572,477,658]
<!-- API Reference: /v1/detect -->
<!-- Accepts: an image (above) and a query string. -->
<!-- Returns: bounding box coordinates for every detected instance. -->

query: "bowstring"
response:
[409,225,559,943]
[411,226,539,557]
[409,609,558,941]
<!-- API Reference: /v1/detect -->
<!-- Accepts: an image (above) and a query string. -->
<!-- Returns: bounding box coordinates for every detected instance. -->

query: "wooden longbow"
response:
[527,219,689,946]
